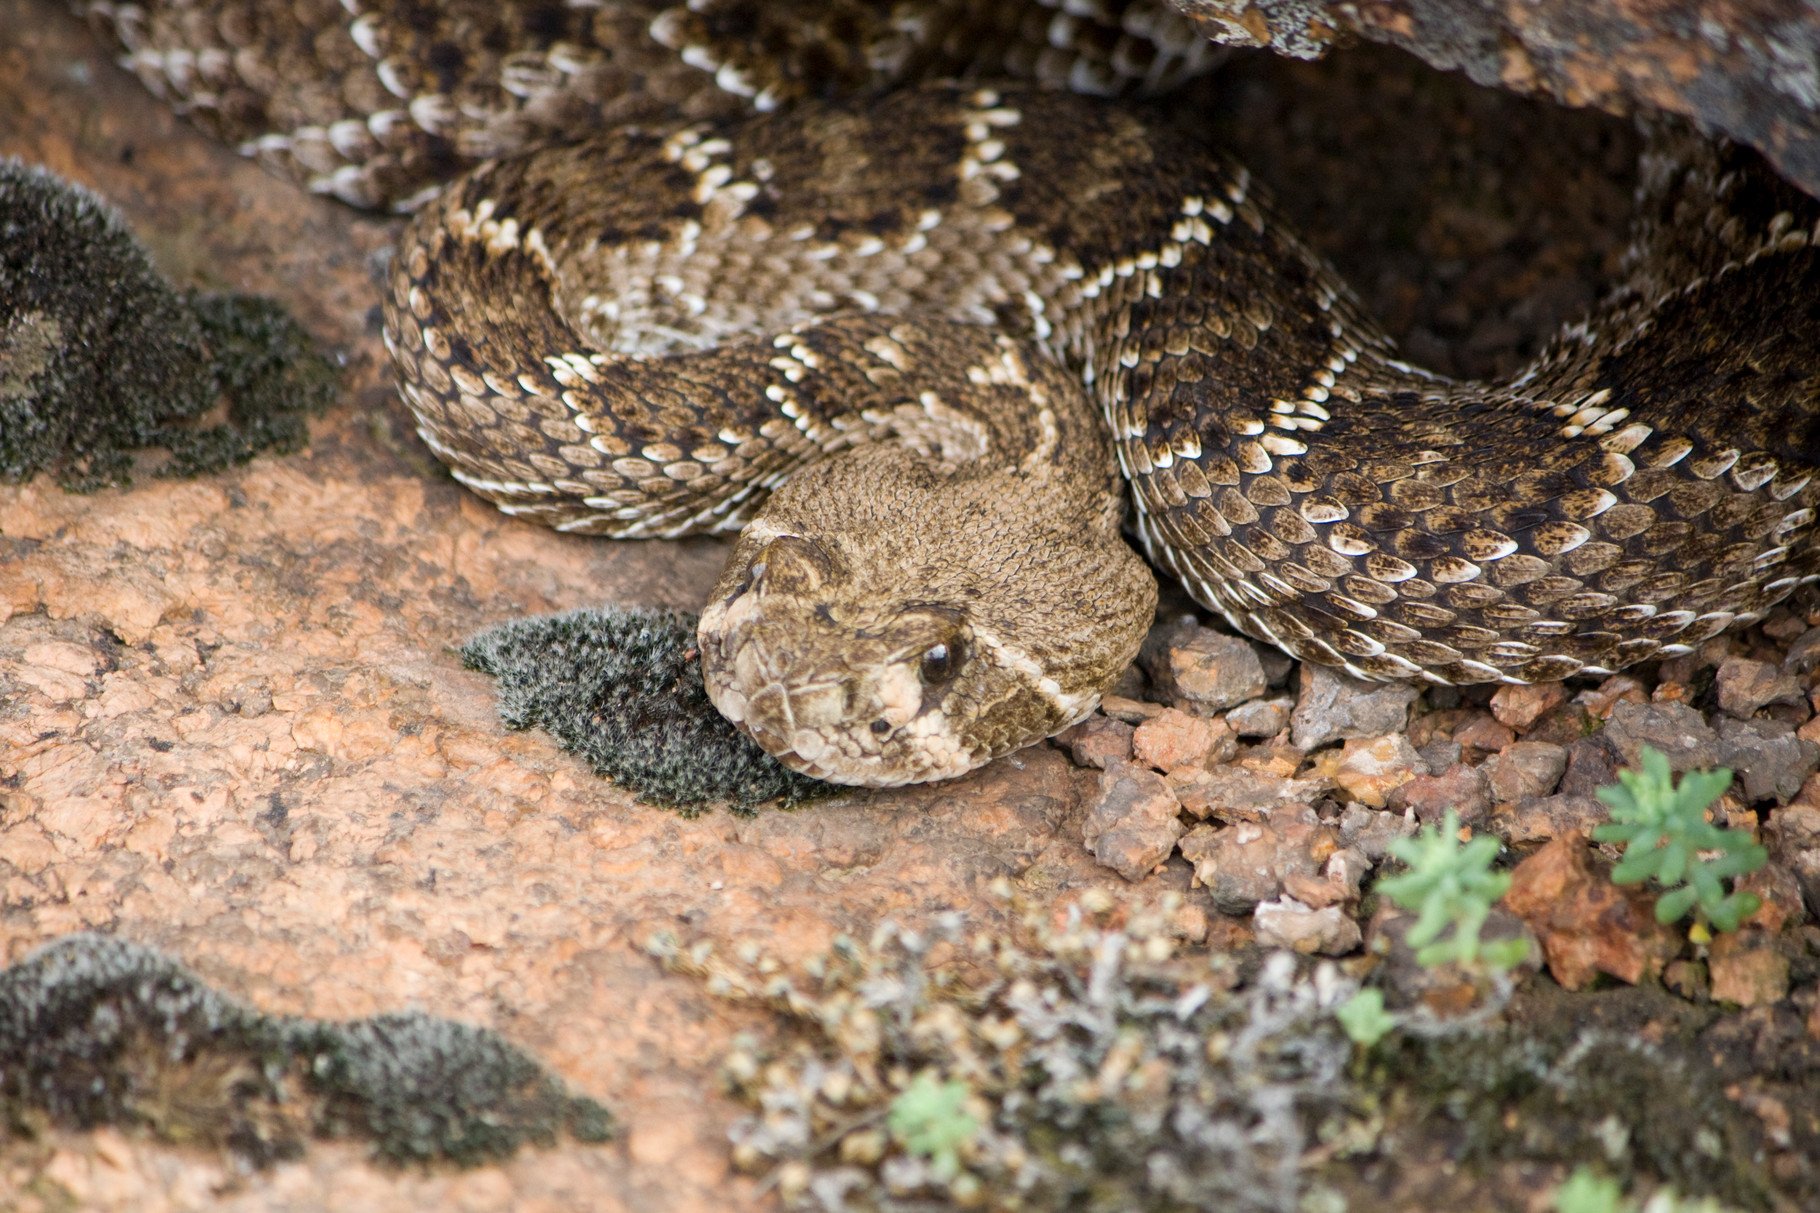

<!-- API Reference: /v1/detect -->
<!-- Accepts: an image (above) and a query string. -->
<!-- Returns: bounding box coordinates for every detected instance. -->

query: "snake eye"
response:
[919,637,966,686]
[870,719,890,735]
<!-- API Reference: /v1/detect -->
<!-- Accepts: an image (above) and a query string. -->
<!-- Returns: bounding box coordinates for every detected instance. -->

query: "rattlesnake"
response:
[72,0,1820,786]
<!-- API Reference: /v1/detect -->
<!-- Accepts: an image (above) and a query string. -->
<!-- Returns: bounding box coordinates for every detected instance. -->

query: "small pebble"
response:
[1336,802,1417,860]
[1177,804,1338,914]
[1226,695,1294,738]
[1387,763,1490,826]
[1100,695,1165,724]
[1132,708,1236,774]
[1452,712,1515,755]
[1601,700,1721,771]
[1056,714,1135,770]
[1253,897,1361,956]
[1333,733,1422,809]
[1489,682,1566,733]
[1573,674,1649,721]
[1140,617,1267,714]
[1083,759,1185,882]
[1487,793,1611,844]
[1479,740,1567,804]
[1707,930,1790,1008]
[1556,736,1620,798]
[1167,763,1330,823]
[1289,664,1418,752]
[1714,655,1804,719]
[1502,834,1678,990]
[1714,717,1820,803]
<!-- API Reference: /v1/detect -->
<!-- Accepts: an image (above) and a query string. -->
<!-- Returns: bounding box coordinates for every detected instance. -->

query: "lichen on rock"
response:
[460,604,831,812]
[0,934,613,1167]
[0,159,336,490]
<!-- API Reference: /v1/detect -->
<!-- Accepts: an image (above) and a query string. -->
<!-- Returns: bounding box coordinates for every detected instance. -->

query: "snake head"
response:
[698,530,988,785]
[697,526,1087,787]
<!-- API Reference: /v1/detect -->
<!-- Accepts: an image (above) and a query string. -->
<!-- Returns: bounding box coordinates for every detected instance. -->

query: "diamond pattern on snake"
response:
[77,0,1820,786]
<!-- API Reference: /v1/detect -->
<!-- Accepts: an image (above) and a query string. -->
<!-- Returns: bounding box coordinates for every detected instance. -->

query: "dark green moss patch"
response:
[0,934,611,1167]
[460,605,830,813]
[0,159,336,491]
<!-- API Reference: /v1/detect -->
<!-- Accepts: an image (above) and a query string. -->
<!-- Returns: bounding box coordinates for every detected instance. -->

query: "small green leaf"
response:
[1335,988,1398,1047]
[888,1072,978,1180]
[1553,1166,1629,1213]
[1655,883,1700,924]
[1378,810,1519,972]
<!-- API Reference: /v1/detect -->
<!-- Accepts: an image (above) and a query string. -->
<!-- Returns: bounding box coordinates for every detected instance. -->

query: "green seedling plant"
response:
[1553,1165,1742,1213]
[1591,747,1767,933]
[1555,1167,1628,1213]
[1335,987,1398,1047]
[887,1071,978,1181]
[1378,809,1530,970]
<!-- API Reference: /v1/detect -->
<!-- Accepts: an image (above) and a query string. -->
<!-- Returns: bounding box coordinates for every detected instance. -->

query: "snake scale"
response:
[74,0,1820,786]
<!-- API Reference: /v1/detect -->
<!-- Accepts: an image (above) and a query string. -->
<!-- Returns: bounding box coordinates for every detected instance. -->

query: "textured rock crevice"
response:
[1174,0,1820,199]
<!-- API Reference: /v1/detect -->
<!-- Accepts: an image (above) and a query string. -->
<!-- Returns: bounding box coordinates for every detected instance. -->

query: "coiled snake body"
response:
[84,0,1820,785]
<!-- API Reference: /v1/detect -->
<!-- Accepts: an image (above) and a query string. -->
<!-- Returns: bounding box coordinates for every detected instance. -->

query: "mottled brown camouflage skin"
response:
[79,2,1820,783]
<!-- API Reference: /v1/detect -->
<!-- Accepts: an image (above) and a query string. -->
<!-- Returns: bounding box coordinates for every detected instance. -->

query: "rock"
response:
[1521,703,1600,746]
[1388,763,1491,826]
[1289,663,1418,751]
[1253,897,1362,956]
[1601,700,1722,772]
[1282,846,1369,909]
[1490,682,1567,733]
[1479,740,1568,804]
[1132,708,1237,774]
[1226,695,1294,738]
[1082,759,1185,882]
[1140,617,1267,714]
[1167,763,1329,823]
[1707,931,1791,1008]
[1573,674,1649,721]
[1715,656,1805,719]
[1734,861,1808,934]
[1365,903,1538,1013]
[1237,743,1305,778]
[1664,959,1710,1002]
[1254,644,1295,689]
[1333,732,1423,809]
[1715,717,1820,804]
[1762,608,1808,642]
[1487,794,1611,845]
[1337,803,1419,860]
[1173,0,1820,200]
[1784,626,1820,675]
[1416,738,1461,775]
[1055,713,1135,770]
[1452,712,1516,755]
[1177,805,1339,914]
[1557,736,1621,798]
[1101,695,1165,724]
[1766,798,1820,919]
[1500,833,1681,990]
